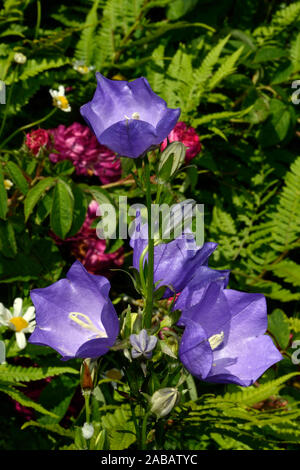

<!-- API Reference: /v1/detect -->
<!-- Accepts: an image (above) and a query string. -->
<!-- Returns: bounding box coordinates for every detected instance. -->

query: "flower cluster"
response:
[161,121,202,163]
[130,217,282,386]
[25,128,50,156]
[52,200,124,275]
[27,74,282,394]
[48,122,122,185]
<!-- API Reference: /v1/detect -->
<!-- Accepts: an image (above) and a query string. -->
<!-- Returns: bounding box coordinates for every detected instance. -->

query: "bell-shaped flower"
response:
[80,73,181,158]
[28,261,119,360]
[177,282,283,386]
[130,217,219,297]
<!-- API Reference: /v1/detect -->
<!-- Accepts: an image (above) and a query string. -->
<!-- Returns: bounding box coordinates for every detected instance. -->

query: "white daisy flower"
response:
[49,85,71,112]
[73,61,94,75]
[0,298,35,349]
[14,52,27,64]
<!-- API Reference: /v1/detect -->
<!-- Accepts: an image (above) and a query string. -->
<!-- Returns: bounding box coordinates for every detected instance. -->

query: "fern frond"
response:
[0,364,78,383]
[271,156,300,252]
[5,57,70,84]
[214,373,299,406]
[74,0,99,65]
[208,46,244,91]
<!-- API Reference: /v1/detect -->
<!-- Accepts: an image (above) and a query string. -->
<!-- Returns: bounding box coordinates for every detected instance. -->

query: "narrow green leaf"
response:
[0,166,8,220]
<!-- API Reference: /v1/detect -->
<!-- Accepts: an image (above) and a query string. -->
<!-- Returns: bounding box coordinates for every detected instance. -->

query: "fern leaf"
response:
[208,46,244,90]
[271,156,300,251]
[217,373,299,406]
[74,0,99,65]
[21,420,74,438]
[0,384,58,417]
[0,364,78,382]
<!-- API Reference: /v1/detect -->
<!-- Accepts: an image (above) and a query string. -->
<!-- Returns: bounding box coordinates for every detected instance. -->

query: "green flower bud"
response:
[150,387,180,418]
[158,142,186,183]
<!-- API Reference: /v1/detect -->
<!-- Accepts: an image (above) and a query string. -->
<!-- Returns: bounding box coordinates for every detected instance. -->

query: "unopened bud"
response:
[80,358,98,392]
[150,387,180,418]
[130,329,157,359]
[82,422,94,439]
[158,142,186,182]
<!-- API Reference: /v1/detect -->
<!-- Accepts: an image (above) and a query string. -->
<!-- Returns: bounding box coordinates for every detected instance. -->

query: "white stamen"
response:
[124,112,140,121]
[69,312,108,339]
[208,331,224,350]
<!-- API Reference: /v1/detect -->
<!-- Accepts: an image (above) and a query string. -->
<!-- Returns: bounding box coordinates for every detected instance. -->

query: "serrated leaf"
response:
[21,420,74,438]
[268,309,290,349]
[0,385,58,417]
[5,161,28,195]
[0,364,78,382]
[24,177,55,221]
[101,404,136,450]
[50,180,74,239]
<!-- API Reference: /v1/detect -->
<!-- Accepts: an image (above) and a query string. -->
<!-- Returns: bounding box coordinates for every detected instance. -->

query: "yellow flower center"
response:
[10,317,29,332]
[77,65,89,74]
[53,96,69,110]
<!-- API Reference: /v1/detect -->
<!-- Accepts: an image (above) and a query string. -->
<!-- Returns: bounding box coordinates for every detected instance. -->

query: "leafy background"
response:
[0,0,299,450]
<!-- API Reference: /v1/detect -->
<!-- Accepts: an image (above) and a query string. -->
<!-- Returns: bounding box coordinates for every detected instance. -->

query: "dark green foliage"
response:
[0,0,300,451]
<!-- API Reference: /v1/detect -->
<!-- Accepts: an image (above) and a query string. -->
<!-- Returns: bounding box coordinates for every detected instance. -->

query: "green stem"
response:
[84,393,91,423]
[0,108,57,149]
[35,1,42,39]
[141,411,150,450]
[143,156,154,329]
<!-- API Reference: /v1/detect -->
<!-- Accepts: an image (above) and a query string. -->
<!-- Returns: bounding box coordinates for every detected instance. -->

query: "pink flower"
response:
[48,122,122,184]
[25,129,50,155]
[52,200,124,275]
[160,122,202,163]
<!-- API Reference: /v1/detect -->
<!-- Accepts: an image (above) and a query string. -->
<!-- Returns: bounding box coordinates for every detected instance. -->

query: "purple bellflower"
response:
[80,73,181,158]
[176,282,283,386]
[28,261,119,360]
[130,218,220,297]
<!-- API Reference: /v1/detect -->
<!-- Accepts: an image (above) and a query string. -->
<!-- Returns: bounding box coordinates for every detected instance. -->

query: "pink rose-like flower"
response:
[52,200,124,275]
[25,129,50,155]
[48,122,122,185]
[161,121,202,163]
